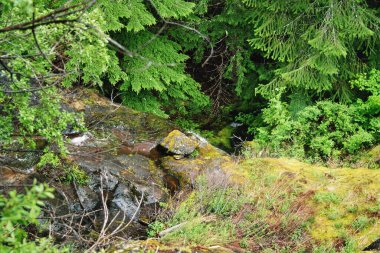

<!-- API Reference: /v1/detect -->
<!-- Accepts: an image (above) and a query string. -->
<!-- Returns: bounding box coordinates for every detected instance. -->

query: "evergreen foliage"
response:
[243,0,380,99]
[0,0,379,164]
[0,0,208,160]
[179,0,380,161]
[1,0,380,251]
[250,69,380,162]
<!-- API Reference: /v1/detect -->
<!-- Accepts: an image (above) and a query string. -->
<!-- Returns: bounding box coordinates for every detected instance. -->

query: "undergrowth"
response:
[0,181,67,253]
[148,160,358,252]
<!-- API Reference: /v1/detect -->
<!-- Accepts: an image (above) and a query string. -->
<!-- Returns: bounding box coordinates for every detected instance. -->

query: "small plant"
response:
[63,165,89,185]
[189,148,200,158]
[367,202,380,214]
[326,208,343,220]
[314,192,341,204]
[147,221,166,238]
[159,202,169,208]
[311,244,338,253]
[347,205,359,214]
[239,237,249,248]
[352,216,372,231]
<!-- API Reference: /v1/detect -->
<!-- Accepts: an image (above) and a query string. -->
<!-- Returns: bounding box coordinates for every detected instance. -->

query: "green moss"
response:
[189,148,200,158]
[351,216,373,231]
[139,156,380,251]
[62,165,89,185]
[160,130,198,154]
[239,158,380,250]
[209,126,234,151]
[170,218,235,246]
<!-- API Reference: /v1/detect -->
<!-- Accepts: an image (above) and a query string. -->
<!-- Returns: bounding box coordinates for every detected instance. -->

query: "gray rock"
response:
[112,184,140,220]
[69,202,83,212]
[160,149,231,187]
[77,159,101,173]
[364,238,380,251]
[160,130,198,155]
[76,186,99,212]
[115,154,154,181]
[87,171,118,192]
[102,171,119,190]
[0,152,39,172]
[70,133,93,146]
[134,182,166,204]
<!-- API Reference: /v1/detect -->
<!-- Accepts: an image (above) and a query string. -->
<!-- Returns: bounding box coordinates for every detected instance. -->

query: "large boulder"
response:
[160,137,233,187]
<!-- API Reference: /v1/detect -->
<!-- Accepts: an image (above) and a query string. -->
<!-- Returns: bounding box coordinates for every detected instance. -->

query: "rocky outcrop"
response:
[0,89,235,243]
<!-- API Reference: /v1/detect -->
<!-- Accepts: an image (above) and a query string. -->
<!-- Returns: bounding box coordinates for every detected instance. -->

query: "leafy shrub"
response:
[0,181,65,252]
[241,69,380,163]
[147,221,166,238]
[253,99,373,161]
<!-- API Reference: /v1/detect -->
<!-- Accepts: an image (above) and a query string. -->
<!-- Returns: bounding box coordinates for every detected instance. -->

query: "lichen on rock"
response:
[160,130,199,155]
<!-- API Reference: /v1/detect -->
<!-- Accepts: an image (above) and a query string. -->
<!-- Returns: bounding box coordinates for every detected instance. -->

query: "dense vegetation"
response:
[0,0,379,251]
[1,0,379,164]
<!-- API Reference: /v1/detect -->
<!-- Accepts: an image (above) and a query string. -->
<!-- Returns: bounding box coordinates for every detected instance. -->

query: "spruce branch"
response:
[146,0,214,67]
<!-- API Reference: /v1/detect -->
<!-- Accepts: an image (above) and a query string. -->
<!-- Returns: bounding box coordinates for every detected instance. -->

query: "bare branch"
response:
[0,1,96,33]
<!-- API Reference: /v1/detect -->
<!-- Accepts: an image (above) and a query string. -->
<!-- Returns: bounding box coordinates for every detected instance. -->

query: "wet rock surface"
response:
[0,166,34,195]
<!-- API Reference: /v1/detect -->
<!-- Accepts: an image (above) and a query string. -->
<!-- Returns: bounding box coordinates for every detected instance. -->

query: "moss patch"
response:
[240,158,380,250]
[208,126,234,152]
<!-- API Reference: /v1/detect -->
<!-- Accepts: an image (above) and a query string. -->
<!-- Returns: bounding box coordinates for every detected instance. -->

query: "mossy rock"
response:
[160,141,234,187]
[64,88,172,144]
[160,130,199,155]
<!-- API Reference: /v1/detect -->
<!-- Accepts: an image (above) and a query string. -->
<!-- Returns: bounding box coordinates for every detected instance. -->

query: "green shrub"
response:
[0,181,65,252]
[239,70,380,163]
[147,221,166,238]
[250,99,376,162]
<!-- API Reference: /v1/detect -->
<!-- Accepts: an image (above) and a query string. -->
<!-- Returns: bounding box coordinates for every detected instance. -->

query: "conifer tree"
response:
[243,0,380,101]
[0,0,208,162]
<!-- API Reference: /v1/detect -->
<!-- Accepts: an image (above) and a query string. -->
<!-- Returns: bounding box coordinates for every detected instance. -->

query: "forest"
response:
[0,0,380,252]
